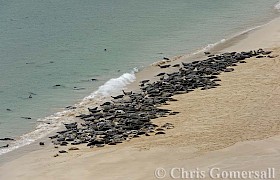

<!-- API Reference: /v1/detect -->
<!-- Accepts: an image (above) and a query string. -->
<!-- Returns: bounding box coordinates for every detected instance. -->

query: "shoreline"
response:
[0,9,279,158]
[1,11,280,180]
[125,15,280,94]
[1,0,279,156]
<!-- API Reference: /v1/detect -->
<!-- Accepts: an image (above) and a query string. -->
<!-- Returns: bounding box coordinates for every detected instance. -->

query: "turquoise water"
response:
[0,0,279,153]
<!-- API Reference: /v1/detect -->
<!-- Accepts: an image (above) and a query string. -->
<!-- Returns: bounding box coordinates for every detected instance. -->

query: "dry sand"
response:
[1,17,280,180]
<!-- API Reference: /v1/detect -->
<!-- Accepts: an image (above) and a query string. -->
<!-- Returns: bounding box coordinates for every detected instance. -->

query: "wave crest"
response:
[275,1,280,11]
[0,68,138,156]
[84,68,138,100]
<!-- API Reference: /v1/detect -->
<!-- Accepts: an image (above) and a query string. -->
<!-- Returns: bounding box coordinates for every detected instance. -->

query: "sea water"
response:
[0,0,279,155]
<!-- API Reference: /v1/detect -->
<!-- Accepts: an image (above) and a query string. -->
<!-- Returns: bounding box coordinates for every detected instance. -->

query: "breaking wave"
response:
[0,68,138,156]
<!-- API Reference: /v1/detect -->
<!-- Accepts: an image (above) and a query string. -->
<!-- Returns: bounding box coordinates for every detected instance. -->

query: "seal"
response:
[159,64,171,68]
[0,144,9,148]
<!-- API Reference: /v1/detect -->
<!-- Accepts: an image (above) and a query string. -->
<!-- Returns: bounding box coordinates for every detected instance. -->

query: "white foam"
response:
[0,112,71,155]
[275,1,280,11]
[0,68,138,156]
[205,39,226,50]
[83,68,138,100]
[191,24,263,56]
[192,39,226,55]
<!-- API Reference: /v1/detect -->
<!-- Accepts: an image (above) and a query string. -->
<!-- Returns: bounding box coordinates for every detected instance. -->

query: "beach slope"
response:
[1,17,280,180]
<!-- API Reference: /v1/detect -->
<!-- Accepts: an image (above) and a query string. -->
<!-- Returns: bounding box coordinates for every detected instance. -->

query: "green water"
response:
[0,0,279,153]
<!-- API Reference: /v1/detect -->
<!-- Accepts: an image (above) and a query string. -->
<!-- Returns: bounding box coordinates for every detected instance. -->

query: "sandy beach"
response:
[1,16,280,180]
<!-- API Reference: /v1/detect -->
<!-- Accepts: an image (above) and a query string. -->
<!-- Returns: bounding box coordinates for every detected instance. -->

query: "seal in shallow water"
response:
[0,144,9,148]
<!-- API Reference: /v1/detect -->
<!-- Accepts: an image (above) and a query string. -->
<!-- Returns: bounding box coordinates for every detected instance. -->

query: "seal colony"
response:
[48,48,272,151]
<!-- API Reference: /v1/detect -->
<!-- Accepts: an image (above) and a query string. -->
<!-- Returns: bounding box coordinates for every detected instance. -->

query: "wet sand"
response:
[1,16,280,180]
